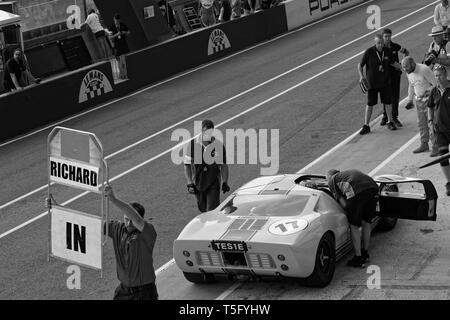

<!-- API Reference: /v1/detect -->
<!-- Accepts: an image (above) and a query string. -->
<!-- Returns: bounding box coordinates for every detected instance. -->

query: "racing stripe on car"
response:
[221,217,269,241]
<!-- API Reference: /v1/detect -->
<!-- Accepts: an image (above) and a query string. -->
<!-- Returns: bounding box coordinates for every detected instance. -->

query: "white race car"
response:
[173,174,437,287]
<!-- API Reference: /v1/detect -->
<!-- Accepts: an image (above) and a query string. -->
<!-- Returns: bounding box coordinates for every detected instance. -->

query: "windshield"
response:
[220,194,310,217]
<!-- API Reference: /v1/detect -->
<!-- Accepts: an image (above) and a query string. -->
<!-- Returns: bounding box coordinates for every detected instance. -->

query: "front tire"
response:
[303,232,336,288]
[183,272,216,284]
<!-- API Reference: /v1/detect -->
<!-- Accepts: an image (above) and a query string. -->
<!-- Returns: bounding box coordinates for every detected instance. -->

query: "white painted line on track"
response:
[0,14,433,244]
[299,97,410,174]
[369,134,419,176]
[215,281,244,300]
[0,3,436,211]
[1,0,376,149]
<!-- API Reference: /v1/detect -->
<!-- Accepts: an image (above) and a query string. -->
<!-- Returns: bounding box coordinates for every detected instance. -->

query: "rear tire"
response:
[303,232,336,288]
[183,272,216,284]
[375,217,398,232]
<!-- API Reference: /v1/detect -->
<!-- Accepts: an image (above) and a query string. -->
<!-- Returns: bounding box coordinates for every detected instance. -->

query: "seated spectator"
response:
[218,0,232,22]
[3,48,40,92]
[82,9,110,60]
[198,0,217,27]
[230,0,242,19]
[243,0,256,15]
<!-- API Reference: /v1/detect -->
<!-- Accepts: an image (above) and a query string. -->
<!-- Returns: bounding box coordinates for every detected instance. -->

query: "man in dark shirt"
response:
[104,184,158,300]
[3,48,40,92]
[109,14,130,57]
[428,65,450,195]
[358,34,398,134]
[381,28,409,127]
[184,119,230,212]
[327,169,379,268]
[109,14,130,80]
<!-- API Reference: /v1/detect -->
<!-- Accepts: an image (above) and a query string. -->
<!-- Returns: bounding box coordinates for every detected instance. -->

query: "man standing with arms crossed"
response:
[358,34,398,134]
[434,0,450,29]
[402,56,438,155]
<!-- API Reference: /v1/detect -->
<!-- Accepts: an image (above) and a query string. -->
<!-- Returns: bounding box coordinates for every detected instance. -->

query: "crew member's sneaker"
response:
[359,125,370,135]
[380,118,388,126]
[393,119,403,127]
[446,182,450,196]
[347,256,366,268]
[361,250,370,263]
[413,143,429,154]
[387,122,397,130]
[430,148,440,157]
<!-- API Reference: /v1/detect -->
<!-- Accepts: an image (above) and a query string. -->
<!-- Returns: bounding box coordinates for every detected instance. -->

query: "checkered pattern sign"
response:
[79,70,113,103]
[208,29,231,56]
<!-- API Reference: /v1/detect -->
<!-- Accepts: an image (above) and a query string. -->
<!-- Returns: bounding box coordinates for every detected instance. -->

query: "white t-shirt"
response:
[407,63,437,100]
[85,13,104,34]
[434,3,450,27]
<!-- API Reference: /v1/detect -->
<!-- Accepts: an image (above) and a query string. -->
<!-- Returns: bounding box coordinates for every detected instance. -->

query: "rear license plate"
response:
[211,240,248,252]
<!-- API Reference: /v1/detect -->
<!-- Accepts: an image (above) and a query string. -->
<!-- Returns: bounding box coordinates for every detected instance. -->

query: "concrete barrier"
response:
[284,0,368,31]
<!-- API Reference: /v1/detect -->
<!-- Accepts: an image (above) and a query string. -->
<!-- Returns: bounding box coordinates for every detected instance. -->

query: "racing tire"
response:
[303,232,336,288]
[183,272,216,284]
[375,217,398,232]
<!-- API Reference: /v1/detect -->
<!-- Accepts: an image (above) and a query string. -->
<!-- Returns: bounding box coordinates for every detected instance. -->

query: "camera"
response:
[424,50,438,66]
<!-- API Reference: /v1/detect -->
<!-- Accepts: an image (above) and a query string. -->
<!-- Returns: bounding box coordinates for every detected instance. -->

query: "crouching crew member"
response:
[327,169,379,268]
[104,184,158,300]
[184,119,230,212]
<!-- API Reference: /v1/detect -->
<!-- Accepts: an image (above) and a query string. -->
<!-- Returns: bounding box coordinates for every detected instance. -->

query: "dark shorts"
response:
[113,282,158,300]
[367,86,392,106]
[436,131,450,150]
[345,189,378,227]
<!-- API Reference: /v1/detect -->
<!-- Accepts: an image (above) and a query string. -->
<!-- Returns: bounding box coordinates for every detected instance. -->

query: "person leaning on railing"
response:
[3,48,41,92]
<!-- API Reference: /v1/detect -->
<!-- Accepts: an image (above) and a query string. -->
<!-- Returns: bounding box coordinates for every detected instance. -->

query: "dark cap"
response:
[130,202,145,217]
[382,28,392,35]
[201,119,214,130]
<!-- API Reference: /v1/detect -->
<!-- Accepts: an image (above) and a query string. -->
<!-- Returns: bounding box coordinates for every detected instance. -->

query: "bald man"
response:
[358,34,398,134]
[402,56,438,155]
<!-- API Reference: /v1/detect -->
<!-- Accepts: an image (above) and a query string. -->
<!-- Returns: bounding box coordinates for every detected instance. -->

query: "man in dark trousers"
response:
[109,14,130,79]
[184,119,230,212]
[381,28,409,127]
[327,169,379,268]
[428,65,450,196]
[358,34,399,134]
[104,184,158,300]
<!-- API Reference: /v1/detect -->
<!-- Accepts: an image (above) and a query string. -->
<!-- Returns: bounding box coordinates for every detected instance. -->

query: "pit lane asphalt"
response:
[0,0,443,299]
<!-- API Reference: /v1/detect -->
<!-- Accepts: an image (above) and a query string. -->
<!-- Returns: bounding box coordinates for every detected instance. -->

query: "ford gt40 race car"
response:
[173,174,437,287]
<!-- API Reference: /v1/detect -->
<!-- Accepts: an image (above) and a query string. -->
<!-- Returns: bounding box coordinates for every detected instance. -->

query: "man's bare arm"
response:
[105,185,145,232]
